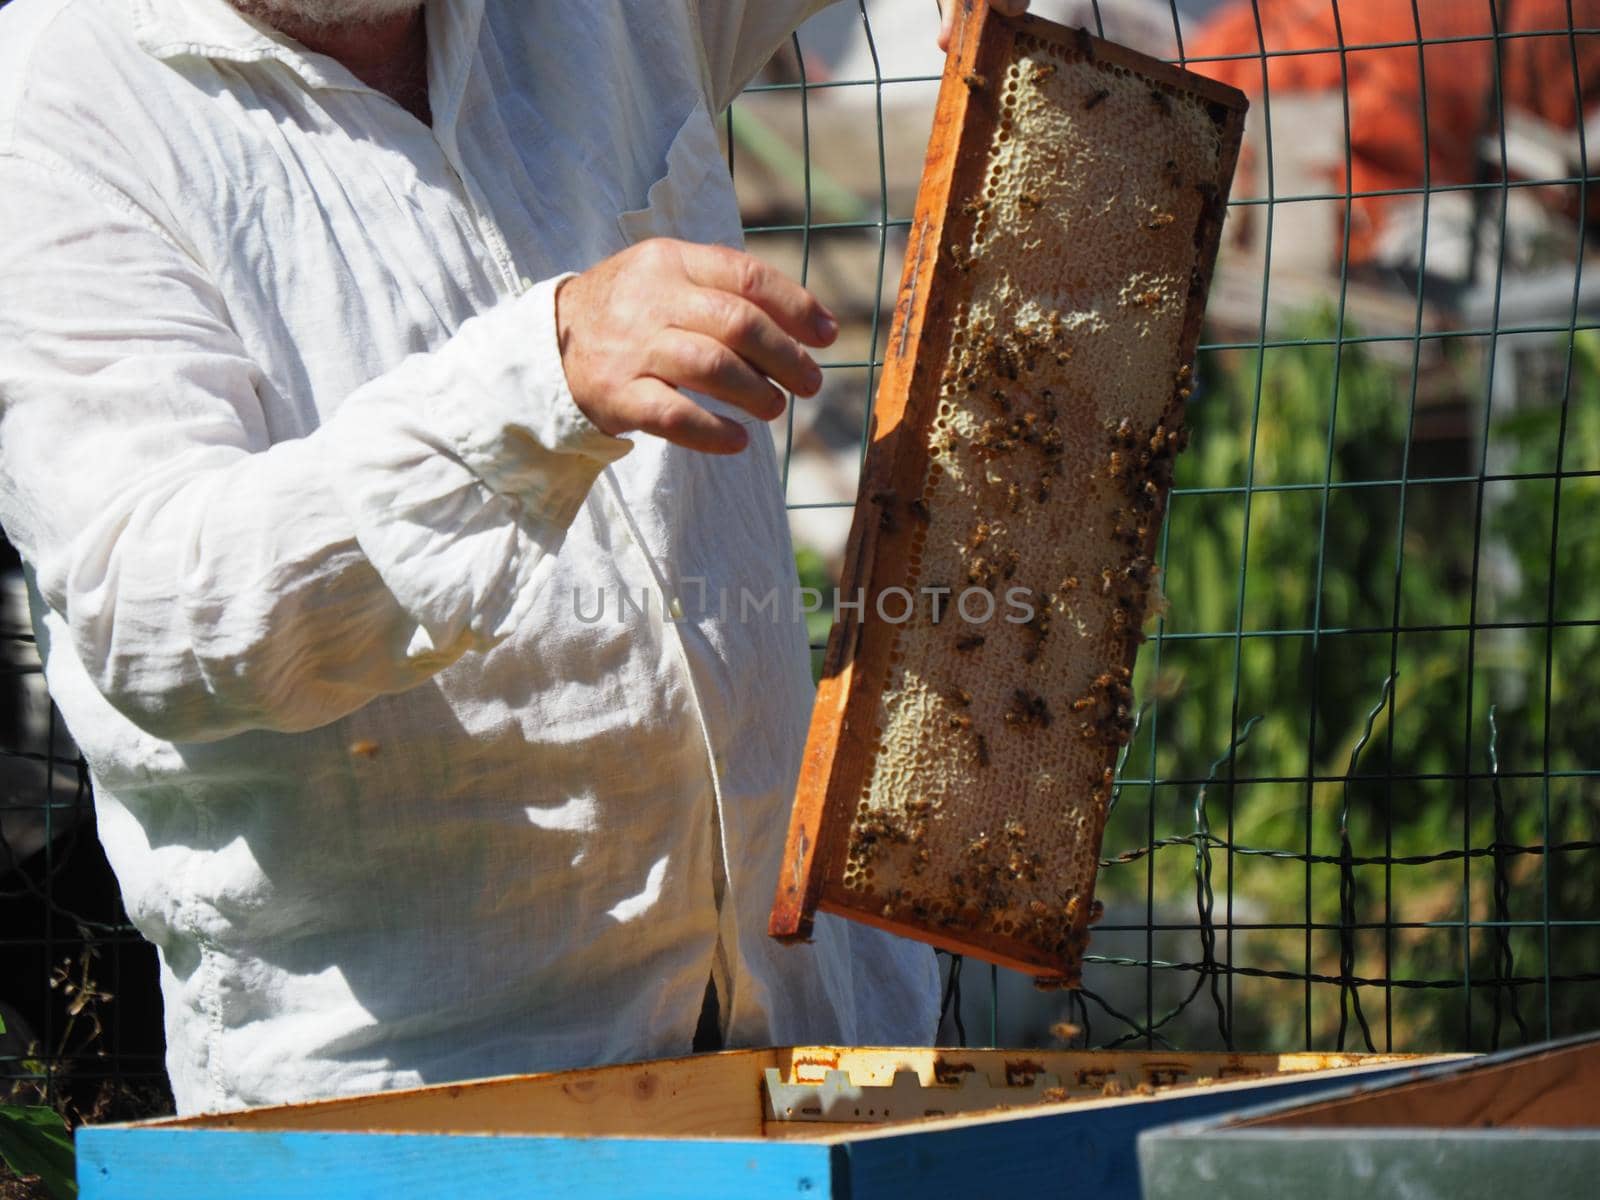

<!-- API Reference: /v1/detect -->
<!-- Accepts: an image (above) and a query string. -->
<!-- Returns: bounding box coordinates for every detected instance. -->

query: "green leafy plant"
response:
[0,1019,76,1200]
[1099,312,1600,1050]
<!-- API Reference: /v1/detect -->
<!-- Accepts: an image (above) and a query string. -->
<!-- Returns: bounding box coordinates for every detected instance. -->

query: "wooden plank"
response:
[1138,1037,1600,1200]
[828,1058,1444,1200]
[1234,1038,1600,1131]
[81,1055,1450,1199]
[770,2,1247,985]
[142,1049,781,1139]
[76,1128,840,1200]
[139,1048,1440,1140]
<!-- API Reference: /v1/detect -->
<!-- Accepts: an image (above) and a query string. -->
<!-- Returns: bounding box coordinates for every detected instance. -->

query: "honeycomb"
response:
[775,16,1245,984]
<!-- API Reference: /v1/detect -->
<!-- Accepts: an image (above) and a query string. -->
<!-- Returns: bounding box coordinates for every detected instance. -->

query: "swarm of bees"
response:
[830,27,1223,979]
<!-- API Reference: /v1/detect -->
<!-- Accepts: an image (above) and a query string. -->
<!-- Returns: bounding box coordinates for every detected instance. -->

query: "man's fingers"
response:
[623,378,749,455]
[678,289,823,399]
[940,1,1031,50]
[649,329,788,422]
[675,243,838,348]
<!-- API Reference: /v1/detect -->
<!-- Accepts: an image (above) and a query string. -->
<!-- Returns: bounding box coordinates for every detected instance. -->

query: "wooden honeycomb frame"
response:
[769,4,1247,983]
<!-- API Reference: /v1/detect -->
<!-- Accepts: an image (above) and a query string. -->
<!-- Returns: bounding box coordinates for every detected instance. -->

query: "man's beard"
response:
[233,0,425,28]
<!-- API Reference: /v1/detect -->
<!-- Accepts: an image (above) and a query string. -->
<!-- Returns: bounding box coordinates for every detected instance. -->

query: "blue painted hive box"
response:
[1139,1034,1600,1200]
[77,1045,1452,1199]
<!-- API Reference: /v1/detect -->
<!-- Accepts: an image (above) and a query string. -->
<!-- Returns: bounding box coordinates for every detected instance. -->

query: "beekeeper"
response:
[0,0,1027,1114]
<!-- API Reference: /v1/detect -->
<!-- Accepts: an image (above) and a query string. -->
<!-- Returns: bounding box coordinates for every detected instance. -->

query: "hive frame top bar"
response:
[769,3,1246,979]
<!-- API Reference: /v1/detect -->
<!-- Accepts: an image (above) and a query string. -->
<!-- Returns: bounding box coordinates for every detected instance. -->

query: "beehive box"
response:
[1139,1034,1600,1200]
[769,8,1247,983]
[76,1047,1454,1199]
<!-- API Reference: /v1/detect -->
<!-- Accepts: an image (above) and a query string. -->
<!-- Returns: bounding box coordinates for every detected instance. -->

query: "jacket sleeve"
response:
[0,152,630,744]
[687,0,842,112]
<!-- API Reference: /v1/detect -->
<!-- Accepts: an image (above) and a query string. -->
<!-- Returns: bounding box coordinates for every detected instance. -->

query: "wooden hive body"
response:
[78,1047,1456,1200]
[770,5,1247,982]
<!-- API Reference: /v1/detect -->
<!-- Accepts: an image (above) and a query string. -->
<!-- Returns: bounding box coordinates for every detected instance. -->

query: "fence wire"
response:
[741,0,1600,1055]
[3,0,1599,1122]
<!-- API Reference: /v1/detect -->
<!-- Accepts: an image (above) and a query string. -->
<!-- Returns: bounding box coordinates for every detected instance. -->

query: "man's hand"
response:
[938,1,1032,52]
[555,239,836,455]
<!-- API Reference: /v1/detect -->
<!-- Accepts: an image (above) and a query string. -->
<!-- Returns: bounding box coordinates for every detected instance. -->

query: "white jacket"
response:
[0,0,938,1114]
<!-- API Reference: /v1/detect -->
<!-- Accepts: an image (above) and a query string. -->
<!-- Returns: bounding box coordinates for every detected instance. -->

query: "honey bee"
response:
[1017,192,1043,212]
[1146,212,1175,230]
[1005,688,1051,729]
[1083,88,1109,110]
[870,491,897,533]
[963,71,988,91]
[948,713,973,731]
[956,633,986,653]
[968,833,991,857]
[974,731,991,766]
[1034,62,1057,82]
[944,684,973,707]
[1148,88,1172,115]
[909,498,932,524]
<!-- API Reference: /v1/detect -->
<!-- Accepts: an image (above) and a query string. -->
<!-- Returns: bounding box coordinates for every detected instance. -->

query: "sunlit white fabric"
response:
[0,0,939,1115]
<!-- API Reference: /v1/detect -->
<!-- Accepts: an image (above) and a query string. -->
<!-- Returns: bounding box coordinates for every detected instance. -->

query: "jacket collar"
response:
[130,0,485,124]
[131,0,346,86]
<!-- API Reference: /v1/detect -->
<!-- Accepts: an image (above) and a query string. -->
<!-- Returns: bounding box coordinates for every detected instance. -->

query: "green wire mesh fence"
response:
[3,0,1599,1124]
[738,0,1600,1055]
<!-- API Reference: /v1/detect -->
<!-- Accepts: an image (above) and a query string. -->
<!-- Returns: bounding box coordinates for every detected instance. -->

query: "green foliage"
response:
[795,544,835,683]
[790,309,1599,1052]
[0,1103,74,1200]
[1100,311,1600,1050]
